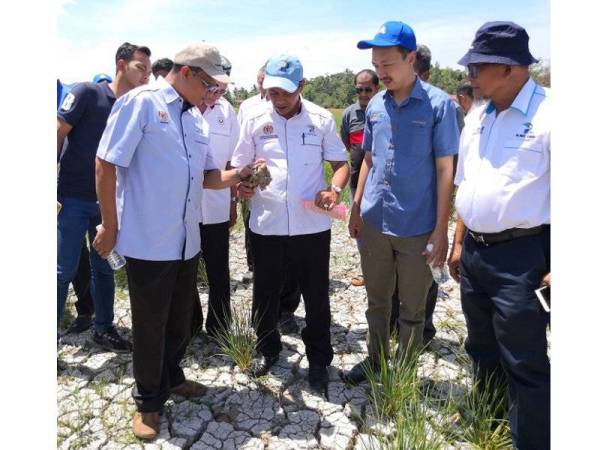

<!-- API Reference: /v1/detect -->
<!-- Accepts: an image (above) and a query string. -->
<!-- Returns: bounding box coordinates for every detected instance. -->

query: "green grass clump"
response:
[210,304,256,373]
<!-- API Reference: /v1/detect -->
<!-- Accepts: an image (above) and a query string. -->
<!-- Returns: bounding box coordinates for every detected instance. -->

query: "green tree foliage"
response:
[428,63,467,95]
[529,59,551,87]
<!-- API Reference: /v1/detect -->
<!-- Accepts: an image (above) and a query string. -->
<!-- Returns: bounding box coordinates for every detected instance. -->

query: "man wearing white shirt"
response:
[94,43,256,441]
[448,22,550,450]
[232,54,349,392]
[194,68,240,338]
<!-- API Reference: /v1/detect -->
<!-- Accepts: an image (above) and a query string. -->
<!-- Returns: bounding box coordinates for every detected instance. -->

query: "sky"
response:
[57,0,550,89]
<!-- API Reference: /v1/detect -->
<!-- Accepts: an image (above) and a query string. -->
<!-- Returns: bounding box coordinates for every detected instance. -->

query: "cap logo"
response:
[278,61,289,70]
[378,24,386,35]
[263,124,274,134]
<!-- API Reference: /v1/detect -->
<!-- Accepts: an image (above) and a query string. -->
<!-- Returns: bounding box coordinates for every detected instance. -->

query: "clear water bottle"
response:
[106,251,126,270]
[425,243,448,284]
[96,225,126,270]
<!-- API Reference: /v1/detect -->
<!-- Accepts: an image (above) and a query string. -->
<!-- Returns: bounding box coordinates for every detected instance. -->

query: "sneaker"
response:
[339,358,379,385]
[65,315,93,334]
[278,311,299,334]
[248,354,279,377]
[93,326,132,353]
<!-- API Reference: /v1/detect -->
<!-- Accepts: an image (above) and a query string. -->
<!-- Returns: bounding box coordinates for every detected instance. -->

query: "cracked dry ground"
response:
[58,220,469,450]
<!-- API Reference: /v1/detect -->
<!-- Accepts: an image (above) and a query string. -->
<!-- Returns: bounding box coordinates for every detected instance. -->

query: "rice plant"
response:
[209,303,256,373]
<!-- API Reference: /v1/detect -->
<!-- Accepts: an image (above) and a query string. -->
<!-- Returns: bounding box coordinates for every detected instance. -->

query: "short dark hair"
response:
[115,42,151,64]
[414,44,431,75]
[457,83,474,98]
[152,58,173,76]
[355,69,379,86]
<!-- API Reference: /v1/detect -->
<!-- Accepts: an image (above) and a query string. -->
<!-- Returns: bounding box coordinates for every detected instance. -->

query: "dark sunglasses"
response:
[355,87,373,94]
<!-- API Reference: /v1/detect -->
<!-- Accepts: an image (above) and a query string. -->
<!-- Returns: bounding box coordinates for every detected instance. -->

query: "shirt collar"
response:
[155,76,183,105]
[383,76,424,106]
[485,77,537,116]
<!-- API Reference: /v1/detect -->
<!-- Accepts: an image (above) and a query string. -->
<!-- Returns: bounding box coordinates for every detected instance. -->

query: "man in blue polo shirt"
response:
[57,42,151,351]
[341,21,459,384]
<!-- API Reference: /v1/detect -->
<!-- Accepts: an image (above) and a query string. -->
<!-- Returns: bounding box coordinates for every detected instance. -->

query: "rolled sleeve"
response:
[432,98,460,158]
[231,117,255,168]
[57,82,89,127]
[322,116,347,161]
[97,93,147,168]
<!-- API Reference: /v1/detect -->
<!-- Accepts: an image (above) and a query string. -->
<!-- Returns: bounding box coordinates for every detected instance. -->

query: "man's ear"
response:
[298,79,306,93]
[116,59,126,72]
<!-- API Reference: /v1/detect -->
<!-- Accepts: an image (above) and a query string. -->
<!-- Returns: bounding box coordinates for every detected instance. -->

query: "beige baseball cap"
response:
[173,43,230,83]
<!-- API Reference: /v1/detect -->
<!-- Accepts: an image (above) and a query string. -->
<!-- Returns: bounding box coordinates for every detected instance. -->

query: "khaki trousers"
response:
[359,221,433,359]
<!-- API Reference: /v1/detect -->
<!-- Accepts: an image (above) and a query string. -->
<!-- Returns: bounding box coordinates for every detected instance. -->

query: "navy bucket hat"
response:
[458,21,538,66]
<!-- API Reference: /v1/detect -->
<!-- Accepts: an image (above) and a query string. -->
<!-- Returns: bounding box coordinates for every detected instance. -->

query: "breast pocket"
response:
[499,138,546,180]
[404,120,431,157]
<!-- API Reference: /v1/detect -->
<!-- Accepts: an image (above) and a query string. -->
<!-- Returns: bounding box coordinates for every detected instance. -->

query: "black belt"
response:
[468,225,548,246]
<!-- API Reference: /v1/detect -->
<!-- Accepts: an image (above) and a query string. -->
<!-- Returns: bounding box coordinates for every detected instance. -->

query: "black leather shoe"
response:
[339,358,379,385]
[278,311,299,335]
[308,364,329,393]
[66,315,93,334]
[249,354,278,377]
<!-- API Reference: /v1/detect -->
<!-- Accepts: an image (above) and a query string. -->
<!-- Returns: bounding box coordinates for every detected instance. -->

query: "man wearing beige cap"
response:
[94,43,257,441]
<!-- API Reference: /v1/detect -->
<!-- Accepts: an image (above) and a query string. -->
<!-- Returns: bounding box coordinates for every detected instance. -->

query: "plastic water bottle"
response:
[302,200,348,221]
[425,243,448,284]
[96,225,126,270]
[106,251,126,270]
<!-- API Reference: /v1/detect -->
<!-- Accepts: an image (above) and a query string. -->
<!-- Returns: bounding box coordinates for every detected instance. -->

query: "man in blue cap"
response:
[232,54,349,393]
[448,21,550,450]
[341,21,459,384]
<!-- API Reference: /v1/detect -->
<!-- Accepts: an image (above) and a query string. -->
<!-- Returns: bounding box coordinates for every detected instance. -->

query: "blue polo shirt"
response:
[57,81,116,201]
[361,78,459,237]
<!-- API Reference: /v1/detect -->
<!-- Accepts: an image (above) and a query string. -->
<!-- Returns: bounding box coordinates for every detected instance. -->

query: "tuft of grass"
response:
[210,304,257,373]
[443,376,512,450]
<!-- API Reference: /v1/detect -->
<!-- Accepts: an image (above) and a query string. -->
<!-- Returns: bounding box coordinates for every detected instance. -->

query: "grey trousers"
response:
[359,221,433,359]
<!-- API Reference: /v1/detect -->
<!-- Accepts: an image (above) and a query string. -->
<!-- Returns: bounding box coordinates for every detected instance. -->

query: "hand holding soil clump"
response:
[243,161,272,191]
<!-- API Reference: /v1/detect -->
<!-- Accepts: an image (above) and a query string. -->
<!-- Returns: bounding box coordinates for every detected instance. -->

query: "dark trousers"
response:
[244,207,301,316]
[390,281,438,343]
[125,254,199,413]
[250,229,333,366]
[460,227,550,450]
[195,222,231,335]
[73,239,94,317]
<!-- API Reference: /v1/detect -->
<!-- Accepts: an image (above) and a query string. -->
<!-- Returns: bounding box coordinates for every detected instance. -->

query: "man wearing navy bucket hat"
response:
[342,21,459,384]
[448,21,550,450]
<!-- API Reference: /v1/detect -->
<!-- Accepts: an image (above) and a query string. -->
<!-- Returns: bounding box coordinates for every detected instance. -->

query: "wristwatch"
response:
[331,184,342,194]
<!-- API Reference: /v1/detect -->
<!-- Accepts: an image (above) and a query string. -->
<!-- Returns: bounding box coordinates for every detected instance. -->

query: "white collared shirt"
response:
[237,94,268,125]
[455,78,550,233]
[97,77,217,261]
[231,99,347,236]
[200,98,240,225]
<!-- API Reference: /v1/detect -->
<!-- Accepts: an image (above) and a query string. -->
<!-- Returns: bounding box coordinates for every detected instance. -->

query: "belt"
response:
[468,225,549,246]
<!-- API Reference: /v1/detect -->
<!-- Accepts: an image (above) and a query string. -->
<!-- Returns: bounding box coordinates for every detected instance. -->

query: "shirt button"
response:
[188,154,192,157]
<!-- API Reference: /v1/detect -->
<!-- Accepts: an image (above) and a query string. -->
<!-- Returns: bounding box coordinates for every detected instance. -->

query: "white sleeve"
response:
[231,115,255,168]
[322,115,347,162]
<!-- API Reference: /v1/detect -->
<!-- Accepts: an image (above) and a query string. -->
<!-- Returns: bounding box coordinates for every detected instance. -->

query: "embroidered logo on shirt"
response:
[263,124,274,134]
[218,116,225,125]
[158,111,169,123]
[515,122,535,139]
[411,120,426,127]
[60,93,75,111]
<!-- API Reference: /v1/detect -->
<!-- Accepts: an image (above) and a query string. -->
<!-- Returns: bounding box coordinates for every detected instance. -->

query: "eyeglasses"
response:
[190,68,220,93]
[355,87,373,94]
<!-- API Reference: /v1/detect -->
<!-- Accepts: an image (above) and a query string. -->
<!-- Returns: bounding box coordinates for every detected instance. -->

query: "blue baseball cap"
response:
[458,21,538,66]
[263,54,303,93]
[93,73,113,83]
[357,21,417,51]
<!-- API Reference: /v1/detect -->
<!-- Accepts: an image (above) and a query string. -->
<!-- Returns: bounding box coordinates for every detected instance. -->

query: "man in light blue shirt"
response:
[342,21,459,384]
[94,43,256,441]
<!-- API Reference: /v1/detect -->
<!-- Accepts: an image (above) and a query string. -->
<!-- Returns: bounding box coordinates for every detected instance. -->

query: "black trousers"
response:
[390,281,438,343]
[244,208,301,316]
[73,239,94,317]
[460,227,550,450]
[194,222,231,335]
[250,229,333,366]
[125,254,199,412]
